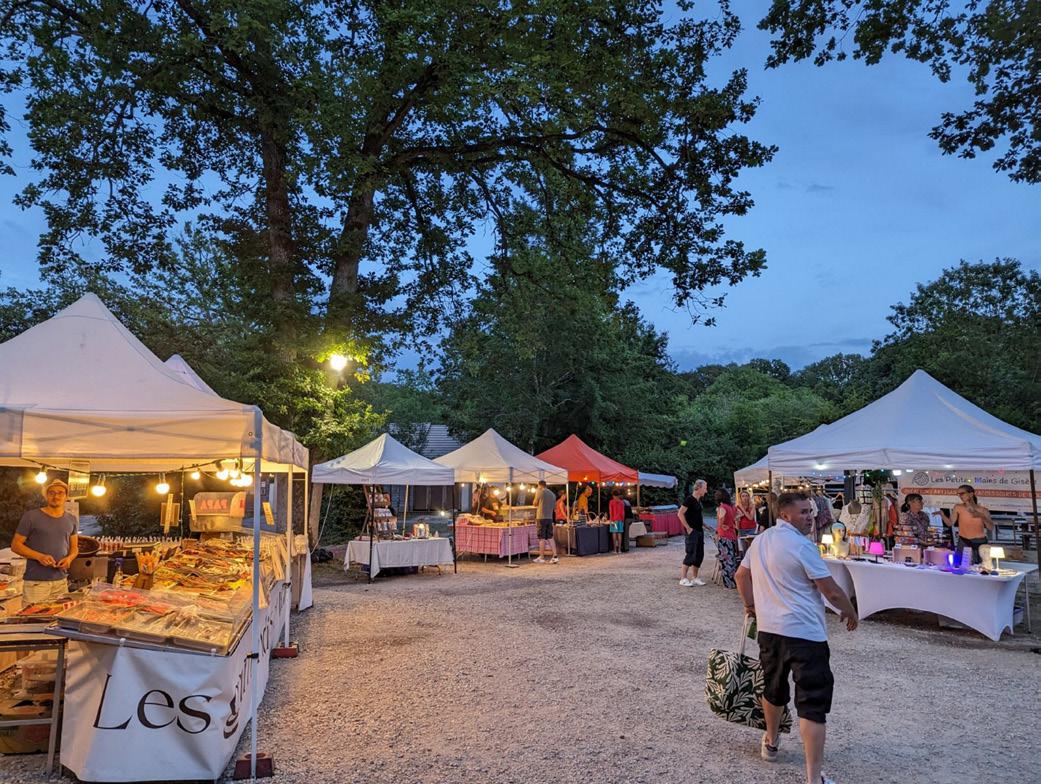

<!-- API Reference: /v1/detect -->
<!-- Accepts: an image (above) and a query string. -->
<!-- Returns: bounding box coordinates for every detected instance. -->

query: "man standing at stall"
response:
[532,480,560,564]
[678,479,708,586]
[12,478,78,603]
[736,491,858,784]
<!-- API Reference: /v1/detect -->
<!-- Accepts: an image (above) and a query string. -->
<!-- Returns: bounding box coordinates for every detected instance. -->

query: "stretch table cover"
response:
[456,522,536,557]
[640,511,684,536]
[59,581,289,782]
[344,538,453,577]
[824,558,1028,641]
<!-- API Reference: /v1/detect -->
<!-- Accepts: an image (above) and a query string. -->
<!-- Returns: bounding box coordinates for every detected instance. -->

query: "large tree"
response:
[0,0,775,356]
[758,0,1041,183]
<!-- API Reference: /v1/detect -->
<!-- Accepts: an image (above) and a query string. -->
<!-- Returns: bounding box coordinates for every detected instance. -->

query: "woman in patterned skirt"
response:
[714,488,741,588]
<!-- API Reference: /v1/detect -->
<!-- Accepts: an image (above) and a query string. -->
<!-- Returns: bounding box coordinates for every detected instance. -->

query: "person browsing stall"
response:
[12,478,79,604]
[736,491,858,784]
[608,488,625,554]
[678,479,708,587]
[532,480,560,564]
[938,484,993,564]
[901,493,932,543]
[574,485,593,518]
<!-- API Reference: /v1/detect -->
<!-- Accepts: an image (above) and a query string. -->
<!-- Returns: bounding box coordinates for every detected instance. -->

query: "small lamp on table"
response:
[820,533,834,558]
[989,546,1005,572]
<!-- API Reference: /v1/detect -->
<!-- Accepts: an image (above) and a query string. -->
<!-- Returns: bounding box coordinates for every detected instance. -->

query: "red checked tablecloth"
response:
[456,522,537,557]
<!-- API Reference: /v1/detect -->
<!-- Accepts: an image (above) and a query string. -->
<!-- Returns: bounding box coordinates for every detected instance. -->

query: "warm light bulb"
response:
[519,483,526,490]
[34,470,48,484]
[90,483,107,498]
[329,353,348,371]
[238,474,253,487]
[155,476,170,495]
[190,470,201,481]
[216,469,230,481]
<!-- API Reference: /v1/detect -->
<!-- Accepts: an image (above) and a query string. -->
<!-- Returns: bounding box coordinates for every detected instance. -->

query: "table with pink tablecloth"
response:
[456,522,537,557]
[640,511,684,536]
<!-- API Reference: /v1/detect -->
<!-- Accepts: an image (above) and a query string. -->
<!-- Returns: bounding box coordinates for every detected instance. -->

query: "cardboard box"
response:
[0,698,52,754]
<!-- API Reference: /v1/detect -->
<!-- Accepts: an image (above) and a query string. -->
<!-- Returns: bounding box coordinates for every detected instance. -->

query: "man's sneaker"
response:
[550,556,559,564]
[760,733,779,762]
[820,777,836,784]
[679,578,693,587]
[533,557,546,564]
[691,578,706,586]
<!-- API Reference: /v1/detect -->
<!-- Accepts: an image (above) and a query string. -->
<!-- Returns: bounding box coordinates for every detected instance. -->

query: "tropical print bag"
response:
[705,617,793,732]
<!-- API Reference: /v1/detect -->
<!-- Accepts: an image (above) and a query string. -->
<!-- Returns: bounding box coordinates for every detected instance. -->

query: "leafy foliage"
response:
[758,0,1041,182]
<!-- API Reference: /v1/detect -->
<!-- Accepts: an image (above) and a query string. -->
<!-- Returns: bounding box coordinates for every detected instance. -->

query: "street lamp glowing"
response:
[329,353,349,371]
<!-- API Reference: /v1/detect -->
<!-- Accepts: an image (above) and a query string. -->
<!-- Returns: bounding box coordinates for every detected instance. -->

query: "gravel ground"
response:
[3,540,1039,784]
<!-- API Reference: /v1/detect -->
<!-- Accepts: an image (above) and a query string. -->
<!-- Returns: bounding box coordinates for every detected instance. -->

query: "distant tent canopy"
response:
[535,434,638,483]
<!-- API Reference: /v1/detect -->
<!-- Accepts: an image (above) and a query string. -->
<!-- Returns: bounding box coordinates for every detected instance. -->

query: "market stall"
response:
[536,435,638,551]
[0,294,308,781]
[435,429,567,565]
[762,369,1041,638]
[312,433,455,581]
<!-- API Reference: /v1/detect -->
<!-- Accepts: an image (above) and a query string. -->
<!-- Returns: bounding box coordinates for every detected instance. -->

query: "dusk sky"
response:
[1,4,1038,371]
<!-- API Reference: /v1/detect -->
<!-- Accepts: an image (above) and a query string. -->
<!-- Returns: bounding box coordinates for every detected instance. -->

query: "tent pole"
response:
[367,485,375,584]
[1030,469,1040,561]
[767,471,775,526]
[507,468,518,568]
[283,468,293,647]
[452,485,458,574]
[637,481,641,509]
[249,408,263,780]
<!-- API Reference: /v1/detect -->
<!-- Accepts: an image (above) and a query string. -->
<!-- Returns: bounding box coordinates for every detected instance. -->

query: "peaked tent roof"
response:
[535,434,638,483]
[434,428,568,484]
[767,369,1041,471]
[0,293,306,471]
[165,353,218,395]
[312,433,454,486]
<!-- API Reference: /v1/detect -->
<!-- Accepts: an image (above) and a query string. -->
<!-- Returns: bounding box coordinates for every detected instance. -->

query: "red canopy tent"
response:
[536,434,639,483]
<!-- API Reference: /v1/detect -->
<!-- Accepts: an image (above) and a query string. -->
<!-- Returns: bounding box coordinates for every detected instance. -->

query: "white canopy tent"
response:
[637,471,677,488]
[766,370,1041,472]
[164,352,218,395]
[313,432,455,486]
[435,428,568,484]
[733,454,845,488]
[313,433,456,581]
[0,293,307,779]
[0,294,308,472]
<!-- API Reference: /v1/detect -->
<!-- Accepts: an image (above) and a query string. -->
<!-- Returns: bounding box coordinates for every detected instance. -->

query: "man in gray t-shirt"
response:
[532,480,559,564]
[13,478,78,603]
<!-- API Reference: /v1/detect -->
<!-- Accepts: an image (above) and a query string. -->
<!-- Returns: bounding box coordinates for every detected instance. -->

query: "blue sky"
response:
[1,4,1039,371]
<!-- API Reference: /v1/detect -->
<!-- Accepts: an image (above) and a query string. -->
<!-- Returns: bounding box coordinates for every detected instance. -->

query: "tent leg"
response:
[767,471,775,526]
[367,485,375,584]
[1030,469,1040,560]
[249,408,263,780]
[283,470,293,647]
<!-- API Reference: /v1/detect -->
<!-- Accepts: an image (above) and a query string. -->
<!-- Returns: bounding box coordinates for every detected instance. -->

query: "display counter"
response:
[639,506,683,536]
[455,517,536,558]
[0,533,290,782]
[823,556,1035,641]
[344,537,454,578]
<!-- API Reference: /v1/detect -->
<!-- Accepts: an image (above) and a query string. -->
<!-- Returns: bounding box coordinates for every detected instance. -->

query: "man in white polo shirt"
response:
[736,491,858,784]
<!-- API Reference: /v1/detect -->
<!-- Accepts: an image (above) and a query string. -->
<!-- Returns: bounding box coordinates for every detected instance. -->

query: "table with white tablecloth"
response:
[344,538,454,578]
[823,557,1033,641]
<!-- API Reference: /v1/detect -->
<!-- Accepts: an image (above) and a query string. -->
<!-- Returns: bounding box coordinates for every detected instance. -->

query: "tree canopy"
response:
[758,0,1041,183]
[0,0,775,354]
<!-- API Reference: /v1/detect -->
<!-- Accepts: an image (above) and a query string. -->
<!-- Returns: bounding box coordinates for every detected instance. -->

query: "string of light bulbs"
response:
[28,457,258,498]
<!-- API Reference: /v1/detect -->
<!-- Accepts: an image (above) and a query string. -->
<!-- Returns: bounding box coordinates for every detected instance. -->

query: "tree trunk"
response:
[259,126,298,352]
[308,482,324,550]
[327,181,376,330]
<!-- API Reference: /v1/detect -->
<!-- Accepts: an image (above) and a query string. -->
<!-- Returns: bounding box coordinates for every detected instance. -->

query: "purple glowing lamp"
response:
[868,540,886,563]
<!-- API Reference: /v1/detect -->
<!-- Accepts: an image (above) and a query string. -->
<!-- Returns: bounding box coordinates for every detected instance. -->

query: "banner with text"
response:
[900,470,1041,515]
[60,581,288,782]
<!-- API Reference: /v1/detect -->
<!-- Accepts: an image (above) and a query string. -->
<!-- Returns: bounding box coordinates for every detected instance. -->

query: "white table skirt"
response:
[345,538,454,578]
[824,558,1030,641]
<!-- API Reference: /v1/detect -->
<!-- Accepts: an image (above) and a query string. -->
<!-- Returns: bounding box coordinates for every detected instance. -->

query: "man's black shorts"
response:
[682,530,704,567]
[537,520,554,541]
[757,631,833,724]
